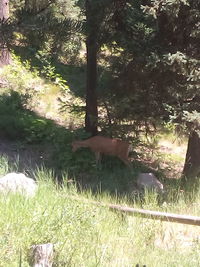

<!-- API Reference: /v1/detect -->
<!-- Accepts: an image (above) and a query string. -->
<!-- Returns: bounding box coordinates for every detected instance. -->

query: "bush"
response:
[50,127,94,173]
[0,91,56,143]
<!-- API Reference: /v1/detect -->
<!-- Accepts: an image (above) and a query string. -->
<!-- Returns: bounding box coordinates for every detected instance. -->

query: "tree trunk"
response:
[85,0,98,136]
[85,37,98,136]
[0,0,10,67]
[182,130,200,184]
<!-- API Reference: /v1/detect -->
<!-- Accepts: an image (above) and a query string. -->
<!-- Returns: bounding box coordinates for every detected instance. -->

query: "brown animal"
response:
[72,136,132,167]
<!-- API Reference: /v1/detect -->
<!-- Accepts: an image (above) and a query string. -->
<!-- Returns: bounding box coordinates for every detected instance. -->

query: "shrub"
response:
[0,90,56,143]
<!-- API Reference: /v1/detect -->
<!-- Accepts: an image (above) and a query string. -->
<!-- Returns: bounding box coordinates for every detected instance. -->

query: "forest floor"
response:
[0,137,51,174]
[0,134,187,180]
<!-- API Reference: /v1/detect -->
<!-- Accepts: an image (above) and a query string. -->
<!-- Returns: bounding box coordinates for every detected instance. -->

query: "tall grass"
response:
[0,158,200,266]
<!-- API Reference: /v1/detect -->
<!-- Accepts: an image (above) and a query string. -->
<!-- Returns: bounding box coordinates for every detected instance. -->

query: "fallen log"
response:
[108,204,200,226]
[69,196,200,226]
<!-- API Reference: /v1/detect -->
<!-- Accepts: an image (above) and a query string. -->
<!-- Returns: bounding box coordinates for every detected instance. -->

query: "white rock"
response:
[137,172,164,192]
[0,172,37,197]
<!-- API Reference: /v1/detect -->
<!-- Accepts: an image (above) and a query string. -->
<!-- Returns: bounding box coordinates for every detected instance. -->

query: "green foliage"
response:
[35,49,70,90]
[0,90,27,111]
[15,0,82,60]
[24,118,55,143]
[0,91,28,139]
[50,128,93,173]
[94,0,200,138]
[0,90,55,143]
[183,111,200,137]
[0,157,10,176]
[0,55,73,145]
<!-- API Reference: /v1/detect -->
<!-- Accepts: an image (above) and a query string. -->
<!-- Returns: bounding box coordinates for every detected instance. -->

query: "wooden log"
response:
[68,196,200,226]
[30,243,54,267]
[108,204,200,226]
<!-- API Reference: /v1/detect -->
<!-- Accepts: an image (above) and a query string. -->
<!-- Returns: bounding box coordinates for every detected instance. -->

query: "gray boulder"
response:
[0,172,37,197]
[137,172,164,192]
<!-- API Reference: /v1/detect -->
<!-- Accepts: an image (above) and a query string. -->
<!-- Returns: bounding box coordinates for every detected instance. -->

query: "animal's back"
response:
[88,136,129,156]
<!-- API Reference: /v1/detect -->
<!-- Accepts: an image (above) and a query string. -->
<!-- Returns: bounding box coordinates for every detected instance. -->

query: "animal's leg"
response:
[120,157,131,168]
[94,152,102,169]
[95,152,102,165]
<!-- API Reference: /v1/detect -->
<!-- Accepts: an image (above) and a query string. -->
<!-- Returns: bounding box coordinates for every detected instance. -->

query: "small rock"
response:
[0,172,37,197]
[137,172,164,192]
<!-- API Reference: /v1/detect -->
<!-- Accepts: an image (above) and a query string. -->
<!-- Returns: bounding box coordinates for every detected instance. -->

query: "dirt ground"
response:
[0,138,51,174]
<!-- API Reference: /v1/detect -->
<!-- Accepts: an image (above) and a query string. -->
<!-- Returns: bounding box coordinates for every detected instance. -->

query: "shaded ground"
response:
[0,135,188,181]
[0,137,51,174]
[135,139,186,180]
[0,135,186,179]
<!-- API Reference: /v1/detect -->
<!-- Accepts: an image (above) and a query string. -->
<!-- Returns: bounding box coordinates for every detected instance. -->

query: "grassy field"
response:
[0,157,200,267]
